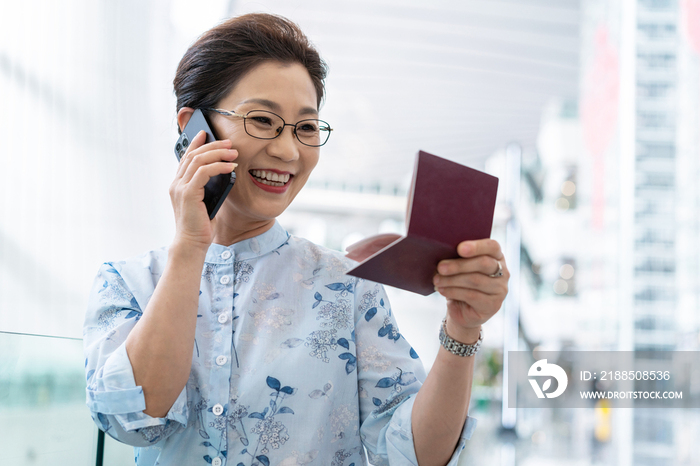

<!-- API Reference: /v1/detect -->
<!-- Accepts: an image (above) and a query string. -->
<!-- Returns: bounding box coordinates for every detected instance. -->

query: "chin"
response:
[249,204,289,222]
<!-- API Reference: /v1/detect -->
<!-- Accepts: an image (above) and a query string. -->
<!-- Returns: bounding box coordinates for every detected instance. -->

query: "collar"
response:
[204,220,290,264]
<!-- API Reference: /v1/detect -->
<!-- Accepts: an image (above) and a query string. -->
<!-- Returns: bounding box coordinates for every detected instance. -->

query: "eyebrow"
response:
[238,98,318,117]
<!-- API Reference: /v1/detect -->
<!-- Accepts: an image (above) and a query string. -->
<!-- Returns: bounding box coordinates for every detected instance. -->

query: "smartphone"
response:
[174,109,236,219]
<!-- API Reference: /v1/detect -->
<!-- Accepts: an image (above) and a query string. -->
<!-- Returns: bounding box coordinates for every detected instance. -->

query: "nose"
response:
[266,124,300,162]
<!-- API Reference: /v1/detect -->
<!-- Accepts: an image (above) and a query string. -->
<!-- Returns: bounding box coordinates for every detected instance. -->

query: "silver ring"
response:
[489,260,503,278]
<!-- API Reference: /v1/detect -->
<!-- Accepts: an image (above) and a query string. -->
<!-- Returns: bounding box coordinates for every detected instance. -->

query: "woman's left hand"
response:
[433,239,509,342]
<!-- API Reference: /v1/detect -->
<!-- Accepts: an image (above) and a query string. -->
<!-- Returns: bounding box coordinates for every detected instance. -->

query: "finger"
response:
[345,233,401,262]
[172,159,236,198]
[187,161,237,194]
[433,272,507,296]
[438,255,509,278]
[177,135,233,178]
[455,239,504,260]
[180,147,238,185]
[436,286,503,314]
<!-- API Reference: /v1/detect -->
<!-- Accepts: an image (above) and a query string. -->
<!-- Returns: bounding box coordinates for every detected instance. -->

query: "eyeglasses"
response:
[207,108,333,147]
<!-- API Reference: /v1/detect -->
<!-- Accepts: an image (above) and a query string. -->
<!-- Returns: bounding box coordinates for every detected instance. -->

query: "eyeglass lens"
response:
[243,110,331,147]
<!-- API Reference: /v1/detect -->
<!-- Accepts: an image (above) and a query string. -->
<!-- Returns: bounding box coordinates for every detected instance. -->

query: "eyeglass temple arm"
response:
[209,108,247,118]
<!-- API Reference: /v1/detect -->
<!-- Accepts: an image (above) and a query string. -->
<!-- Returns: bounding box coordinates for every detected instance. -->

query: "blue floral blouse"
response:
[83,221,476,466]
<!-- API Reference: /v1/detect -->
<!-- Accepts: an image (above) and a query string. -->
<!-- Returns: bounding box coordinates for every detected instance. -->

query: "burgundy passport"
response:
[345,150,499,295]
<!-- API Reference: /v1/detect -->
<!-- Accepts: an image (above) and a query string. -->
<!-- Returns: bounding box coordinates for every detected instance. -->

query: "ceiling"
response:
[229,0,581,190]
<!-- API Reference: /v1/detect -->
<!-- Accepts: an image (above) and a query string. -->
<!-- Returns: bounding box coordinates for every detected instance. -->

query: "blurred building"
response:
[627,1,700,465]
[503,0,700,465]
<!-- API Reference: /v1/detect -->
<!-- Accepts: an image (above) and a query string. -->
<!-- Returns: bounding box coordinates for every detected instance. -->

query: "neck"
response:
[211,217,276,247]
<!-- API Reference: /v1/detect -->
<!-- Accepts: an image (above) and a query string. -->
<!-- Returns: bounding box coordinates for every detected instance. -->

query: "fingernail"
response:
[433,276,440,285]
[460,243,473,255]
[438,263,448,274]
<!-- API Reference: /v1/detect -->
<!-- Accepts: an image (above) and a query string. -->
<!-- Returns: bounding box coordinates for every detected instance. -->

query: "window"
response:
[635,316,674,330]
[636,142,675,159]
[637,111,674,129]
[636,172,675,190]
[634,286,676,303]
[635,258,675,274]
[637,23,676,39]
[637,82,674,98]
[637,53,676,70]
[638,0,676,11]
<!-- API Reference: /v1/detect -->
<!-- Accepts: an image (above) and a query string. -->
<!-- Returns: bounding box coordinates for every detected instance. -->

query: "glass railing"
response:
[0,331,133,466]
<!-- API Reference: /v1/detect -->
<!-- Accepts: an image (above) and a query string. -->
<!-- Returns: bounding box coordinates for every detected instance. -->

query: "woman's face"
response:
[207,61,321,228]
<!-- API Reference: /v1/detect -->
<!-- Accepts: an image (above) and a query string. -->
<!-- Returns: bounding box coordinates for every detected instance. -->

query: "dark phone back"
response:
[174,109,235,219]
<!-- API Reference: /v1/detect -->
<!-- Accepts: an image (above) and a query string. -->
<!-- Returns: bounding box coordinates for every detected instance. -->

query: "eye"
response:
[250,116,274,127]
[297,121,319,133]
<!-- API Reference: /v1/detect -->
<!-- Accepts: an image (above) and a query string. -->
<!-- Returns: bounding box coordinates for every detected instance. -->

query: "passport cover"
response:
[345,150,499,295]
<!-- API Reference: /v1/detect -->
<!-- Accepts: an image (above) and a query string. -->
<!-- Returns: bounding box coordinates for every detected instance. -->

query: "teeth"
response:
[251,169,290,184]
[258,179,284,186]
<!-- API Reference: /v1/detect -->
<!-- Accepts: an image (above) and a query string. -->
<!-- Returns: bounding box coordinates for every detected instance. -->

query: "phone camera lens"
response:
[182,137,189,148]
[176,143,182,153]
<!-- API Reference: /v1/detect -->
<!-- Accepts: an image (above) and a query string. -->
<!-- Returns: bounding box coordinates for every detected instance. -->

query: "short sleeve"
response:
[83,262,189,447]
[353,279,476,466]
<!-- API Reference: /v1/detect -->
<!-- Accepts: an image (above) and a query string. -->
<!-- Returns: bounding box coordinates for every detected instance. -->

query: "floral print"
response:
[251,417,289,450]
[97,306,123,331]
[331,448,354,466]
[329,405,359,442]
[202,263,216,282]
[356,342,391,373]
[305,329,338,363]
[234,261,254,285]
[358,289,378,314]
[317,298,352,330]
[249,306,295,332]
[83,221,475,466]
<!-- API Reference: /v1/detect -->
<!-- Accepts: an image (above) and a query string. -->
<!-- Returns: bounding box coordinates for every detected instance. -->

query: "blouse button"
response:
[212,404,224,416]
[217,314,228,324]
[220,275,230,285]
[212,458,222,466]
[216,355,228,366]
[221,250,231,260]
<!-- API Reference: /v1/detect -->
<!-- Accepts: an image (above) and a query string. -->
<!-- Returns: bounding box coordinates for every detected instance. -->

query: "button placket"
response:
[205,252,233,445]
[208,254,233,442]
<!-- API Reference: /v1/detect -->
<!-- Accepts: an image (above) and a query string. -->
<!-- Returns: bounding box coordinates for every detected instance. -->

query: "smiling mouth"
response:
[249,169,292,187]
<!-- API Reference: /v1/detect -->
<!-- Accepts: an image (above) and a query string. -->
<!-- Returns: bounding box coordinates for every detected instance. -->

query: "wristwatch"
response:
[439,318,482,357]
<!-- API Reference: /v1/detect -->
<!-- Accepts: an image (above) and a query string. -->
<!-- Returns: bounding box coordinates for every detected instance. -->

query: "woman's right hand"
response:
[169,130,238,251]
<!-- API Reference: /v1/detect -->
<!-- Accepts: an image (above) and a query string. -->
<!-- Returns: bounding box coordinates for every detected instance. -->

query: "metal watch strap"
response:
[439,318,482,357]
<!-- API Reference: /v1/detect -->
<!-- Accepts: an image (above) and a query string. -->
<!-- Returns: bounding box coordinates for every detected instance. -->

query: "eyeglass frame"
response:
[205,108,333,147]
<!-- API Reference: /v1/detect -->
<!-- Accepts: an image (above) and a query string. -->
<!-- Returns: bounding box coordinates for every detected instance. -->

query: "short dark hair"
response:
[173,13,327,127]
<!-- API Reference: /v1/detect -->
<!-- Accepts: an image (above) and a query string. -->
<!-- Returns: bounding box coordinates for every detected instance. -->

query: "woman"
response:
[83,13,509,466]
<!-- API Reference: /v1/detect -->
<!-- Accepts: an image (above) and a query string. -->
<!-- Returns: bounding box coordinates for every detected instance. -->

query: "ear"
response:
[177,107,195,132]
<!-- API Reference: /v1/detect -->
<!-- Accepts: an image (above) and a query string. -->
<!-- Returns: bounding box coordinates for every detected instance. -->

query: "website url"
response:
[580,391,682,400]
